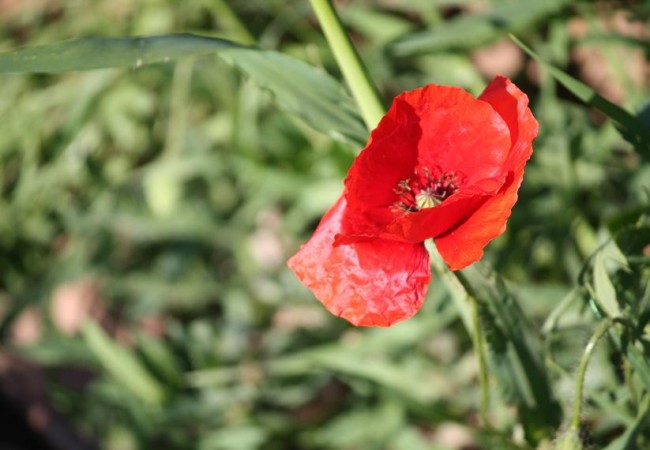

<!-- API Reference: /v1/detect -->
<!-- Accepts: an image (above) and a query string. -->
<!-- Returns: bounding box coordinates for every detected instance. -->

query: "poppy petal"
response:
[388,174,506,243]
[409,85,511,184]
[339,99,422,238]
[434,171,521,270]
[342,83,512,240]
[479,75,538,171]
[433,76,539,271]
[288,196,431,327]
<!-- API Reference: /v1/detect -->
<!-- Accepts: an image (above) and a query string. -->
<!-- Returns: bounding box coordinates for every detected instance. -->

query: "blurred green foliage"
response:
[0,0,649,449]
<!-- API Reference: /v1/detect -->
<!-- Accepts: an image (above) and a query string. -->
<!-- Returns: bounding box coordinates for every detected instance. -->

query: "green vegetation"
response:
[0,1,649,448]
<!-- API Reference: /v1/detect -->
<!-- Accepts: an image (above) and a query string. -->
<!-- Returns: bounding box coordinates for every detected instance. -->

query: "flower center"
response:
[393,168,458,213]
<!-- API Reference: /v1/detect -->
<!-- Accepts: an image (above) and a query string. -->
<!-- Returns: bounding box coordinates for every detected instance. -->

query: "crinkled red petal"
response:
[435,171,520,270]
[341,83,512,241]
[479,75,538,172]
[288,196,431,327]
[409,85,511,184]
[389,175,506,243]
[339,99,422,238]
[433,76,539,271]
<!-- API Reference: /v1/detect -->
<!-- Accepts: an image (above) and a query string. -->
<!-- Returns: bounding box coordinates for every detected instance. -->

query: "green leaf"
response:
[0,34,238,73]
[510,34,650,151]
[593,252,622,318]
[608,324,650,395]
[220,48,368,144]
[269,345,448,408]
[621,341,650,393]
[308,401,404,449]
[0,34,367,144]
[391,0,570,56]
[198,426,268,450]
[604,394,650,450]
[452,264,561,443]
[82,321,166,406]
[265,312,459,412]
[135,333,182,388]
[555,429,585,450]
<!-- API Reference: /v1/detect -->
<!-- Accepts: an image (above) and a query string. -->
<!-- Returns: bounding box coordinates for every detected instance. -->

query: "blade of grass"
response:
[392,0,570,56]
[82,321,166,406]
[0,33,367,144]
[221,48,367,143]
[454,264,561,443]
[604,394,650,450]
[510,34,650,151]
[0,34,239,73]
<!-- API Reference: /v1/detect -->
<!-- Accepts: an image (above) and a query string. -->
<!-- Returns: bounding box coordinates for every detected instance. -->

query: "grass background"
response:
[0,0,649,448]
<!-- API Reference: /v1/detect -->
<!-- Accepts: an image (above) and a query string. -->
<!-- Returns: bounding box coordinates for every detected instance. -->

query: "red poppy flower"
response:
[288,76,538,327]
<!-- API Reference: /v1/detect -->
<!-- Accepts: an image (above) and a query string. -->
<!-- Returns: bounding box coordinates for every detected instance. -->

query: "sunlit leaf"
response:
[0,34,238,73]
[448,264,561,443]
[0,33,367,143]
[220,48,367,144]
[592,252,622,318]
[391,0,570,56]
[510,34,650,152]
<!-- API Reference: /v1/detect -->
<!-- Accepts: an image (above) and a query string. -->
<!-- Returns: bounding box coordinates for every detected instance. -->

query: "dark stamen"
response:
[393,167,458,213]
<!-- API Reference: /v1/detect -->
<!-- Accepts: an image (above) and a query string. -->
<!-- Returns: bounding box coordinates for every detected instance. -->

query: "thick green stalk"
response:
[308,0,384,130]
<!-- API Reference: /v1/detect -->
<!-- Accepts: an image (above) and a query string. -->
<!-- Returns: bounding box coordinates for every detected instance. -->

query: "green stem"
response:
[570,319,613,431]
[308,0,384,130]
[470,294,490,426]
[436,261,490,426]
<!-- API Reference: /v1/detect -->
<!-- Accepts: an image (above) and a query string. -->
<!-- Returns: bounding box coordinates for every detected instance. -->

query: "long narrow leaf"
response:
[391,0,570,56]
[603,394,650,450]
[622,342,650,392]
[0,33,367,143]
[455,264,561,443]
[0,34,238,73]
[221,48,368,144]
[82,321,166,406]
[593,252,622,318]
[510,34,650,151]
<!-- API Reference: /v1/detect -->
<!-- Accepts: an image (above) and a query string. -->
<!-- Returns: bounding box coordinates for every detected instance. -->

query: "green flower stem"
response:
[308,0,384,130]
[453,269,490,426]
[570,319,613,431]
[470,293,490,426]
[431,256,491,426]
